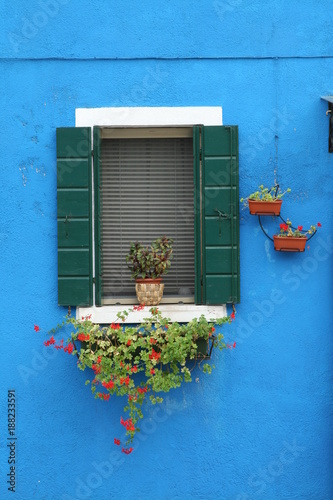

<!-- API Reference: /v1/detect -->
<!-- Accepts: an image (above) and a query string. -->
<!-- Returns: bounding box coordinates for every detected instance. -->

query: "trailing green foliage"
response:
[46,306,235,446]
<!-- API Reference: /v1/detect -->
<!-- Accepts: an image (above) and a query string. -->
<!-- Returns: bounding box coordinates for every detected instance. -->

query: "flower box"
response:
[195,338,210,359]
[248,199,282,216]
[273,235,307,252]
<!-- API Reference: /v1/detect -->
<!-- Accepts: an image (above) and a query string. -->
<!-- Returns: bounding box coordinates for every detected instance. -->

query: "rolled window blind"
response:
[100,136,195,300]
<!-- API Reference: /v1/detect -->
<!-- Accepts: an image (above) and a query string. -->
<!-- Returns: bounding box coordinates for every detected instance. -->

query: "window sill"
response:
[77,304,227,324]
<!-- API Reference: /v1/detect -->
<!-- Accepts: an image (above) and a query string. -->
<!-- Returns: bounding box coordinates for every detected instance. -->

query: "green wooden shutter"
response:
[56,127,93,306]
[194,125,240,304]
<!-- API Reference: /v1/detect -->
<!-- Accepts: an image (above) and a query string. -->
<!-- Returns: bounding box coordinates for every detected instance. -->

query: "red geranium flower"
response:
[78,333,90,341]
[110,323,121,330]
[114,438,121,446]
[120,376,130,386]
[230,311,235,321]
[64,343,74,354]
[120,417,135,432]
[34,325,40,332]
[102,379,114,390]
[122,447,134,455]
[133,305,145,311]
[149,349,161,361]
[44,336,56,347]
[318,222,322,227]
[137,386,147,394]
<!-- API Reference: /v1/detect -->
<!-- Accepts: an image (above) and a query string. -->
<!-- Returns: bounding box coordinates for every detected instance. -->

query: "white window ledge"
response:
[77,305,227,324]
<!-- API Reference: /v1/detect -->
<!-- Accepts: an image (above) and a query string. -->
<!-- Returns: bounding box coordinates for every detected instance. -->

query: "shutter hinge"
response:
[199,149,202,161]
[93,277,96,284]
[91,150,94,157]
[215,209,231,219]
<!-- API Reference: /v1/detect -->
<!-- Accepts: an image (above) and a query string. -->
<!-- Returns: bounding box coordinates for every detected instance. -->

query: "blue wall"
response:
[1,1,333,499]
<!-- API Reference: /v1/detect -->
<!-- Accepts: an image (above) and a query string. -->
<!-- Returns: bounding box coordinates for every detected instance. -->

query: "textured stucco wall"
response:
[0,1,333,499]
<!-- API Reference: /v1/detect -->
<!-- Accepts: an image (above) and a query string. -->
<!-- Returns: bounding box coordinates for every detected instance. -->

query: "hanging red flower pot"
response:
[273,221,321,252]
[240,185,290,216]
[248,199,283,216]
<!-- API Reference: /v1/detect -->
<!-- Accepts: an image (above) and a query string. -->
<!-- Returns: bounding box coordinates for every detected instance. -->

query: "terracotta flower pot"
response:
[248,199,282,216]
[273,235,307,252]
[135,278,164,306]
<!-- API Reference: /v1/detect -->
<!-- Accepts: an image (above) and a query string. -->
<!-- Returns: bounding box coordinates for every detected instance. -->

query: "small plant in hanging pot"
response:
[126,236,173,305]
[273,220,321,252]
[240,184,291,215]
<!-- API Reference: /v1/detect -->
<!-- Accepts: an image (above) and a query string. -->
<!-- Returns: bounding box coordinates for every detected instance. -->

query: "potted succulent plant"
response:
[240,184,291,216]
[273,220,321,252]
[126,236,173,305]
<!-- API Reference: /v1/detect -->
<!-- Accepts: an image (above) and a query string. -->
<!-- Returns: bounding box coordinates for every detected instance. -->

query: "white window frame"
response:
[76,106,227,323]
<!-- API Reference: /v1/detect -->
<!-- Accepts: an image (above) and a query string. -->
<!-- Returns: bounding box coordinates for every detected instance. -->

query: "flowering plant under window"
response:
[40,307,235,454]
[276,219,321,237]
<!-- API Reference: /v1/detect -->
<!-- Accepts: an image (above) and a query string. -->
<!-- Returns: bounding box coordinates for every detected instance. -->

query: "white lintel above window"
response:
[76,106,222,128]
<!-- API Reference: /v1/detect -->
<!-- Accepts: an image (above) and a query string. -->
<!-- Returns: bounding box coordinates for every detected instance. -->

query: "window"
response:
[56,108,240,320]
[97,127,195,304]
